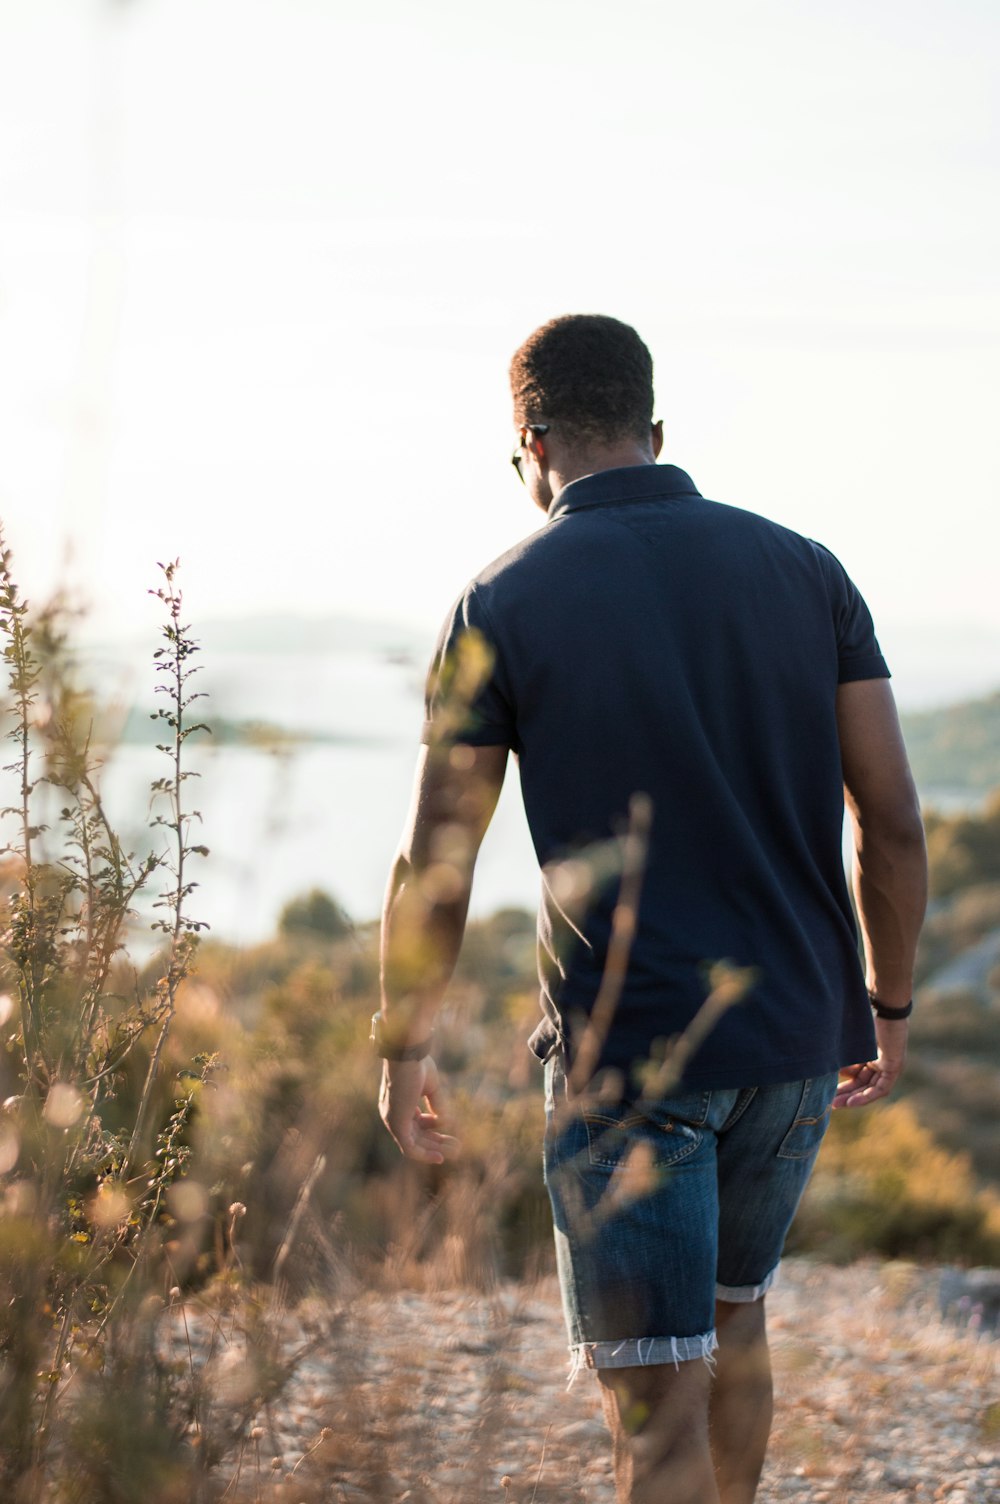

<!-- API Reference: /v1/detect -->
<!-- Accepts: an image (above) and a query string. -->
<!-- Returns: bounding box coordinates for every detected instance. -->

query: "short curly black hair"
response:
[509,314,654,446]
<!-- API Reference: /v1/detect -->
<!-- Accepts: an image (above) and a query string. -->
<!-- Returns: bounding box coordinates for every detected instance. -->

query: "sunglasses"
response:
[511,424,551,483]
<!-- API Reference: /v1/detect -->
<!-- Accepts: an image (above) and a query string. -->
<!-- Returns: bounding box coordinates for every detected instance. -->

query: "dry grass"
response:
[143,1256,999,1504]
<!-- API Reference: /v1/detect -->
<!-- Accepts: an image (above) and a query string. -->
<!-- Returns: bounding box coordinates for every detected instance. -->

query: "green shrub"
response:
[278,888,352,939]
[790,1100,1000,1264]
[925,793,1000,899]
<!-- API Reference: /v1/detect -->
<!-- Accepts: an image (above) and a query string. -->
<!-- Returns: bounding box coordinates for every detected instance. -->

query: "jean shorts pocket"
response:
[582,1105,703,1170]
[776,1075,836,1160]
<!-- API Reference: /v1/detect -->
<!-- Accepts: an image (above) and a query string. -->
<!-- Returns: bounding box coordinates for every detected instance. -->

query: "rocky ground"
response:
[168,1257,1000,1502]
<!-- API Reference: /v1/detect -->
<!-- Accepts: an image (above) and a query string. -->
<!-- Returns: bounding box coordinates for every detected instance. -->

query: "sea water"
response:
[0,644,538,945]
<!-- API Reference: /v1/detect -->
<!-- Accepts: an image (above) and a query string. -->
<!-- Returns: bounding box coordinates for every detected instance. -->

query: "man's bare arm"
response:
[833,678,928,1109]
[378,742,507,1161]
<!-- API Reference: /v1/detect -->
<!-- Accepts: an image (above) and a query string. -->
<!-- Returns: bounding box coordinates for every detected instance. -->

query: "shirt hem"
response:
[535,1042,872,1091]
[419,720,512,747]
[837,656,891,684]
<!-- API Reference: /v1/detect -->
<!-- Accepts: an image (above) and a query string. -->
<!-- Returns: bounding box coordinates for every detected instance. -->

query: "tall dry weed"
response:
[0,547,231,1499]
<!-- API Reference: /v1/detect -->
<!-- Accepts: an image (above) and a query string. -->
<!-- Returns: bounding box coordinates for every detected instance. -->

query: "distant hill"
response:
[901,691,1000,798]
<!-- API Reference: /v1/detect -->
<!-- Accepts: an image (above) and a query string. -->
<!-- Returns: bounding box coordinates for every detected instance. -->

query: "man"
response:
[375,315,927,1504]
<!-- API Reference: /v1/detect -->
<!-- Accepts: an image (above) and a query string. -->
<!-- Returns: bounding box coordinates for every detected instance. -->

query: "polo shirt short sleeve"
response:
[811,541,891,685]
[421,585,516,749]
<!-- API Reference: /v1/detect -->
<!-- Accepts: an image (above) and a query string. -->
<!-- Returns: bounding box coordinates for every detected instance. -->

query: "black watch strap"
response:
[370,1011,434,1061]
[868,993,913,1021]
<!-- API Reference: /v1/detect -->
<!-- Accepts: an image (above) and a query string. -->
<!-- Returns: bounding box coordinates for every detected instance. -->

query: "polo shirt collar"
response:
[547,463,702,521]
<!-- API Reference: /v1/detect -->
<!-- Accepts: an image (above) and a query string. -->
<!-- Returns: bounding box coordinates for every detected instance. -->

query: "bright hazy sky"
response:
[1,0,998,704]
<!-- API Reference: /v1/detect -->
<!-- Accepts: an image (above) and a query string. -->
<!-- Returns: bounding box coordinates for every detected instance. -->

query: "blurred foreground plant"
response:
[0,542,214,1499]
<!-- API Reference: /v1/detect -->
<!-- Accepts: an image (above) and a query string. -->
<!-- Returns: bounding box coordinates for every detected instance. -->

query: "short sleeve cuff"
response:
[420,719,512,747]
[837,654,891,685]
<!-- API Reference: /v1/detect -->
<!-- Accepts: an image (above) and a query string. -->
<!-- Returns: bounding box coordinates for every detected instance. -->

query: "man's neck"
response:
[545,442,657,497]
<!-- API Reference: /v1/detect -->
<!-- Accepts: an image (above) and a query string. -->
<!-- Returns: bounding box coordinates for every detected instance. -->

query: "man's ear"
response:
[651,420,664,459]
[525,428,546,470]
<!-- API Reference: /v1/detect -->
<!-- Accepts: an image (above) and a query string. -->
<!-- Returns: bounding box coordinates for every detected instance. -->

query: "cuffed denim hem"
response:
[715,1262,779,1304]
[568,1329,718,1385]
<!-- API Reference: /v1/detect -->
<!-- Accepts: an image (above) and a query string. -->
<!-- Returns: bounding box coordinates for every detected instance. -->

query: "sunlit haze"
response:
[1,0,998,710]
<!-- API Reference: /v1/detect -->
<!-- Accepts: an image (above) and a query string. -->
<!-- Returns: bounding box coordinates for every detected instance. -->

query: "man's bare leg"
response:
[597,1359,719,1504]
[709,1297,772,1504]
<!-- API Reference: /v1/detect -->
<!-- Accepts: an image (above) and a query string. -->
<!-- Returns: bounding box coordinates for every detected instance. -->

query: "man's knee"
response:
[713,1296,772,1406]
[715,1294,767,1347]
[599,1356,713,1443]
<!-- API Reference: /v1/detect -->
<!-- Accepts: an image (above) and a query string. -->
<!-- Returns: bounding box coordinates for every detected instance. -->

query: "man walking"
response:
[374,315,927,1502]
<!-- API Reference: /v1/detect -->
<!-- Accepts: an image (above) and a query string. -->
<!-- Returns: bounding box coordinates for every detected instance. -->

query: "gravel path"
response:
[172,1257,999,1501]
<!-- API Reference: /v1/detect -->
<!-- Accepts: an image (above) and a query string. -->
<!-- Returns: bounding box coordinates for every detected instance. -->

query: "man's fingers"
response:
[415,1059,458,1138]
[833,1060,899,1109]
[395,1125,462,1164]
[395,1139,444,1165]
[420,1082,452,1132]
[420,1129,462,1160]
[378,1055,461,1161]
[837,1081,892,1108]
[832,1063,866,1108]
[397,1135,459,1165]
[420,1058,450,1112]
[412,1111,461,1156]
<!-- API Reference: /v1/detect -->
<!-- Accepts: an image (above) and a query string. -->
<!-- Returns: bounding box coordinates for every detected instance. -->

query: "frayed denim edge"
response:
[567,1330,719,1388]
[715,1261,779,1304]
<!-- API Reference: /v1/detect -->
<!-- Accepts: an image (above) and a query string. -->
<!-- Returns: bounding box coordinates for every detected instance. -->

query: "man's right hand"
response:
[832,1017,908,1109]
[378,1055,461,1164]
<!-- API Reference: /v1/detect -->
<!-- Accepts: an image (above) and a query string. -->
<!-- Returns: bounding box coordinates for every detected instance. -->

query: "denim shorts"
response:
[543,1054,838,1374]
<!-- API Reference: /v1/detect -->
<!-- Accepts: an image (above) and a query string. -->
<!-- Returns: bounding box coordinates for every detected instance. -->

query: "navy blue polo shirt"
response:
[422,463,888,1090]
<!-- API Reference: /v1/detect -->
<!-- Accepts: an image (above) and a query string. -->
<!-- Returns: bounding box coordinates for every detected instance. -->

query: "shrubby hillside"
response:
[898,793,1000,1187]
[901,690,1000,796]
[158,826,1000,1288]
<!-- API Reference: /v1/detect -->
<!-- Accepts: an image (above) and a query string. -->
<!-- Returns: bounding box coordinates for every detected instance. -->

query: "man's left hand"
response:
[378,1055,461,1164]
[832,1017,908,1109]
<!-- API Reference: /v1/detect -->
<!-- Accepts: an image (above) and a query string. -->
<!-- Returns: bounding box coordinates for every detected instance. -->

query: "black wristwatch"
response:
[370,1011,434,1062]
[868,992,913,1021]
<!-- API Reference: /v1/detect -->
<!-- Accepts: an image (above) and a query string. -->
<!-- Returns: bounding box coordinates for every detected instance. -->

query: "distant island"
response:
[113,707,390,751]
